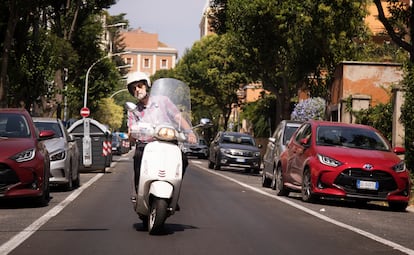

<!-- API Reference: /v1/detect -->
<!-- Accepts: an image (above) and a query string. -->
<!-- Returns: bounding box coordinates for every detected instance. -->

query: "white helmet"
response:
[126,71,151,96]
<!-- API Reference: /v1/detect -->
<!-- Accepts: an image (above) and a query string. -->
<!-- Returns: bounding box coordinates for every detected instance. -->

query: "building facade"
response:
[119,28,178,77]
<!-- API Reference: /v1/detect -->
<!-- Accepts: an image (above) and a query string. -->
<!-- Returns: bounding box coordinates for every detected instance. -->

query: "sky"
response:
[107,0,208,59]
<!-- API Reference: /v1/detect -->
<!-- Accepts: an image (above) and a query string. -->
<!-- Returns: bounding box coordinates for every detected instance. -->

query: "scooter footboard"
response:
[149,181,173,198]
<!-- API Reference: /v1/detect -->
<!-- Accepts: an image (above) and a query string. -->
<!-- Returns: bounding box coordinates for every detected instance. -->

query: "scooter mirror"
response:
[200,118,211,126]
[125,101,138,112]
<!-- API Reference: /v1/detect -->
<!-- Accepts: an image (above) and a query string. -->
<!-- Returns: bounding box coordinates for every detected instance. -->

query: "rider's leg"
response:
[182,151,188,176]
[133,144,146,192]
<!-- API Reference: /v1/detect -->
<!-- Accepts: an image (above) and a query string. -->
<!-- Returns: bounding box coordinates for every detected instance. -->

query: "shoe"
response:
[175,203,180,211]
[131,196,137,203]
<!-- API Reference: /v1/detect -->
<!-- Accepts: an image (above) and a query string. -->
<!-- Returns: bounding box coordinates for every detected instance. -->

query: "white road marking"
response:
[0,173,105,255]
[198,164,414,255]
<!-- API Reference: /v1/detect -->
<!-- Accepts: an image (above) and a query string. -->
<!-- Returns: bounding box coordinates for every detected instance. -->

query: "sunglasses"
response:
[132,82,146,89]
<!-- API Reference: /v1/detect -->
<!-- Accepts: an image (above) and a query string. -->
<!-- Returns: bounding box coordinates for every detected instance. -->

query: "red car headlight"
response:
[11,148,36,162]
[392,160,406,172]
[317,153,342,167]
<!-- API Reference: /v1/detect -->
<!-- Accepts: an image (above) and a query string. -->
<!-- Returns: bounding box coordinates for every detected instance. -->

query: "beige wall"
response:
[120,28,178,76]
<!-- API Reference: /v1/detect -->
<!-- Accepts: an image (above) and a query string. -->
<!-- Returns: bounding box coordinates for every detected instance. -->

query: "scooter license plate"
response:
[357,180,378,190]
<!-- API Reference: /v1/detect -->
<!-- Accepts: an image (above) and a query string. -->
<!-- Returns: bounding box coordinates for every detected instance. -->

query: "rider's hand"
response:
[187,132,197,144]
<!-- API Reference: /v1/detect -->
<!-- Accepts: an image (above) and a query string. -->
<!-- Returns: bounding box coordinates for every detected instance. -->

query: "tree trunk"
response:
[0,1,19,108]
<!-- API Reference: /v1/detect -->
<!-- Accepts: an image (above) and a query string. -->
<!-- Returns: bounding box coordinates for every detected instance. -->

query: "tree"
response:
[95,98,124,130]
[373,0,414,171]
[240,93,277,137]
[176,34,247,131]
[224,0,368,127]
[0,0,124,120]
[0,0,51,108]
[209,0,227,35]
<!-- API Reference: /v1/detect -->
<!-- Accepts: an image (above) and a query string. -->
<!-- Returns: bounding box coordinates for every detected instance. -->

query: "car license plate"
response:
[357,180,378,190]
[236,158,245,163]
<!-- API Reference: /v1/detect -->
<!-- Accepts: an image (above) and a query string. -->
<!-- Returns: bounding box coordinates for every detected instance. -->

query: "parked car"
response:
[112,133,123,155]
[277,120,411,211]
[112,132,130,155]
[208,131,261,173]
[180,137,209,159]
[262,120,302,189]
[0,108,54,206]
[33,117,80,190]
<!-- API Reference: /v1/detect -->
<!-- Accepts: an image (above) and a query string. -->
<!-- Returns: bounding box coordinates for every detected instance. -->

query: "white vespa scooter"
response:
[126,78,208,234]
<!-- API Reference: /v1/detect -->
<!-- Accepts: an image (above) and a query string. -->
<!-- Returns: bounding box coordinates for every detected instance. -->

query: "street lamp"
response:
[83,51,130,108]
[110,88,128,99]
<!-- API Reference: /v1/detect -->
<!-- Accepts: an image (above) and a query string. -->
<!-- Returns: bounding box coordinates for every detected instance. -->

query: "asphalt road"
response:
[0,151,413,255]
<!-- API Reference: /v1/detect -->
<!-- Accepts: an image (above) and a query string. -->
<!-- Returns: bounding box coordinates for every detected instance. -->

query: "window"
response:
[161,59,168,69]
[143,58,150,68]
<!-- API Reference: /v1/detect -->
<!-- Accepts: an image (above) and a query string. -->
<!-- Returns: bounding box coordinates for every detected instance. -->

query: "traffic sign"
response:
[80,107,90,117]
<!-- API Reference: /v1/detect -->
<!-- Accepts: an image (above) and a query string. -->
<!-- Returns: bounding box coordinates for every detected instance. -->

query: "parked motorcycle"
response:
[126,78,209,234]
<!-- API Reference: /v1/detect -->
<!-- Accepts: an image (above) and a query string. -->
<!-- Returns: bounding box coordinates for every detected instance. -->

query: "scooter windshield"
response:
[130,78,192,141]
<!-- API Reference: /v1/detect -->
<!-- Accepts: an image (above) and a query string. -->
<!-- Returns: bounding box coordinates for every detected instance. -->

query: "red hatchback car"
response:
[0,108,54,206]
[278,120,411,211]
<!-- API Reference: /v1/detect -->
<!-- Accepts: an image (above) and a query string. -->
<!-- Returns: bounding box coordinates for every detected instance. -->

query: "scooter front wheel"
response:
[148,198,168,235]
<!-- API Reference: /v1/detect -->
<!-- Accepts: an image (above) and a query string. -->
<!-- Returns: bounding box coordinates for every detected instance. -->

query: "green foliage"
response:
[95,98,124,131]
[354,103,393,141]
[176,34,247,131]
[401,64,414,172]
[224,0,369,123]
[240,93,277,137]
[1,1,124,119]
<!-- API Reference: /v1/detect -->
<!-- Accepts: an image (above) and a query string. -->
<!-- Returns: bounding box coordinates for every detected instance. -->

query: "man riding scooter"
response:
[126,72,196,205]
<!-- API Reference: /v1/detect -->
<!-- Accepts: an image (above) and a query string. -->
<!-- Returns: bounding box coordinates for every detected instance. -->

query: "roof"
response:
[121,28,173,50]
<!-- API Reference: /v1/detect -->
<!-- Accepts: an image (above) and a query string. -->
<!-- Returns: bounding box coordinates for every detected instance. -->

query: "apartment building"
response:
[120,28,178,77]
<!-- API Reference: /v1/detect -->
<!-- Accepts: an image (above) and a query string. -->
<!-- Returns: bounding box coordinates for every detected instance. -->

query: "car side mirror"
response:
[194,118,213,129]
[38,130,55,140]
[393,146,405,155]
[300,137,310,147]
[125,101,138,112]
[68,134,75,142]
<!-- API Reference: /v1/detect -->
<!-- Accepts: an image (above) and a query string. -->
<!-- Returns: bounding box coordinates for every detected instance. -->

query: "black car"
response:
[208,131,261,173]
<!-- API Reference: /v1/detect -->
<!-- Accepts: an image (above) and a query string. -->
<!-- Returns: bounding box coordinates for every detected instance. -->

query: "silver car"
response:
[33,117,80,190]
[180,137,209,159]
[262,120,302,189]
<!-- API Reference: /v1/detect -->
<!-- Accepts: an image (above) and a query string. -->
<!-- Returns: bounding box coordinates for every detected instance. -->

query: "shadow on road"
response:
[133,222,198,235]
[288,194,411,213]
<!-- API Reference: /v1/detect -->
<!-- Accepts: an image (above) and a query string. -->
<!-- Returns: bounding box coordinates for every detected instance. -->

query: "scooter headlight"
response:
[154,126,177,141]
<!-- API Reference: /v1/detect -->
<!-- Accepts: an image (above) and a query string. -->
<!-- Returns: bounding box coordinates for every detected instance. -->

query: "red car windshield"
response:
[316,125,390,151]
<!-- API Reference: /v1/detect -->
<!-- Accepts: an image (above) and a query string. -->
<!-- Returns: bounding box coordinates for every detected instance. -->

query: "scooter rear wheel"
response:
[148,198,168,235]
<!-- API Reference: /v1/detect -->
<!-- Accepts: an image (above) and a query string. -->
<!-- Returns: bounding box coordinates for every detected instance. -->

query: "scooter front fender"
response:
[149,181,173,199]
